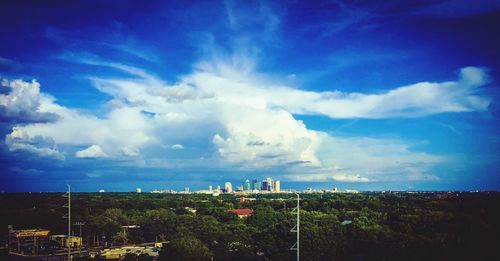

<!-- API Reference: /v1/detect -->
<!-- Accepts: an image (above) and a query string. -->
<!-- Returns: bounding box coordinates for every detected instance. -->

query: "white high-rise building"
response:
[275,180,281,192]
[135,188,142,193]
[224,182,233,193]
[266,177,274,191]
[208,185,213,192]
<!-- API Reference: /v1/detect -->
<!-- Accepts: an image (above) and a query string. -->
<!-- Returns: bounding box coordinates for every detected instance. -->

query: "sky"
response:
[1,0,499,192]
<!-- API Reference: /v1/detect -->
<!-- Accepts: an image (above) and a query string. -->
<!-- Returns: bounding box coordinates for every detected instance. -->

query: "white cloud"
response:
[287,173,370,182]
[186,65,490,119]
[2,57,490,182]
[0,79,58,122]
[76,145,108,158]
[5,127,64,160]
[121,147,139,157]
[170,144,185,150]
[211,105,322,168]
[333,174,370,182]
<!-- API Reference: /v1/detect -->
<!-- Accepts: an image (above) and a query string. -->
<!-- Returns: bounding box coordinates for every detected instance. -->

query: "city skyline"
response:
[1,1,500,192]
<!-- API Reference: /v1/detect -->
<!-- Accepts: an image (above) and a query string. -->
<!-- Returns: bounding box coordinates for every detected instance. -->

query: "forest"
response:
[0,192,499,261]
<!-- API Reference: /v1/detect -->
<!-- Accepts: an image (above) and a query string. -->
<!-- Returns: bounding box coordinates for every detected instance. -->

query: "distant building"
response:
[135,188,142,193]
[253,180,261,191]
[274,180,281,192]
[184,187,190,193]
[217,185,221,192]
[244,179,252,191]
[50,235,82,248]
[251,179,258,190]
[98,189,105,193]
[224,182,233,193]
[208,185,212,192]
[262,180,268,191]
[238,185,244,192]
[266,178,274,191]
[228,208,254,218]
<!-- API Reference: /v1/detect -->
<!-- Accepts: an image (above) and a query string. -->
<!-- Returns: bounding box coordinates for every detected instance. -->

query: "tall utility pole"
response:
[63,185,71,261]
[290,193,300,261]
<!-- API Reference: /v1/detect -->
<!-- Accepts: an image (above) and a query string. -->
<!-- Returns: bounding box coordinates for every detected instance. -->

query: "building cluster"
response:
[102,185,362,194]
[7,226,161,259]
[176,177,283,195]
[222,177,281,194]
[8,227,82,256]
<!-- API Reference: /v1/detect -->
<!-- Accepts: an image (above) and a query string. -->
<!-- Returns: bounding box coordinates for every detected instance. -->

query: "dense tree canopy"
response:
[1,192,499,260]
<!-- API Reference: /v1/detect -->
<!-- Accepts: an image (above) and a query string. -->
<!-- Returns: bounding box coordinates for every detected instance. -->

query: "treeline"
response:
[1,192,499,260]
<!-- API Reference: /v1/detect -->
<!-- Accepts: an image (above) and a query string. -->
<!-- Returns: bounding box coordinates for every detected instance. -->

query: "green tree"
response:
[159,236,213,261]
[113,230,129,244]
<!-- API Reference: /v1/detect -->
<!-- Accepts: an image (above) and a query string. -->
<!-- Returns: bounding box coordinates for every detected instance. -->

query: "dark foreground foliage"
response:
[1,192,499,260]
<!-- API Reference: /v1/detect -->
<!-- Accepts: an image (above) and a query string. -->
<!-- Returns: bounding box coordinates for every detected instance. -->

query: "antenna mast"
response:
[290,193,300,261]
[63,185,71,260]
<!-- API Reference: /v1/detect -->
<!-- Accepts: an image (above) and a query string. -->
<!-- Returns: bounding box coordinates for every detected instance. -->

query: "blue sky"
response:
[1,0,499,192]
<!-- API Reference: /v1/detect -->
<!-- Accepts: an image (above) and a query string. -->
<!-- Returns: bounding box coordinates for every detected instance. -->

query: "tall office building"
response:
[274,180,281,192]
[253,179,261,191]
[261,180,268,191]
[266,177,274,191]
[244,179,252,191]
[224,182,233,193]
[208,185,212,192]
[251,179,258,190]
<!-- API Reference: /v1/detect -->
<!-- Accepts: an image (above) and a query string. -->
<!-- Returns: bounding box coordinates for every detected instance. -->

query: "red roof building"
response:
[228,208,254,218]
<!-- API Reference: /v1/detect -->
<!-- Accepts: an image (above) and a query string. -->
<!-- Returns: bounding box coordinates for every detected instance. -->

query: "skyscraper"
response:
[266,177,274,191]
[244,179,252,191]
[253,179,261,191]
[224,182,233,193]
[251,179,258,191]
[274,180,281,192]
[262,180,268,191]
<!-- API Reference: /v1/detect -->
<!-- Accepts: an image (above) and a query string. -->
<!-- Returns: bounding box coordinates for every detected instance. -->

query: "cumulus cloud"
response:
[8,94,153,159]
[75,145,108,158]
[0,79,59,123]
[5,127,64,160]
[211,106,322,168]
[2,57,491,182]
